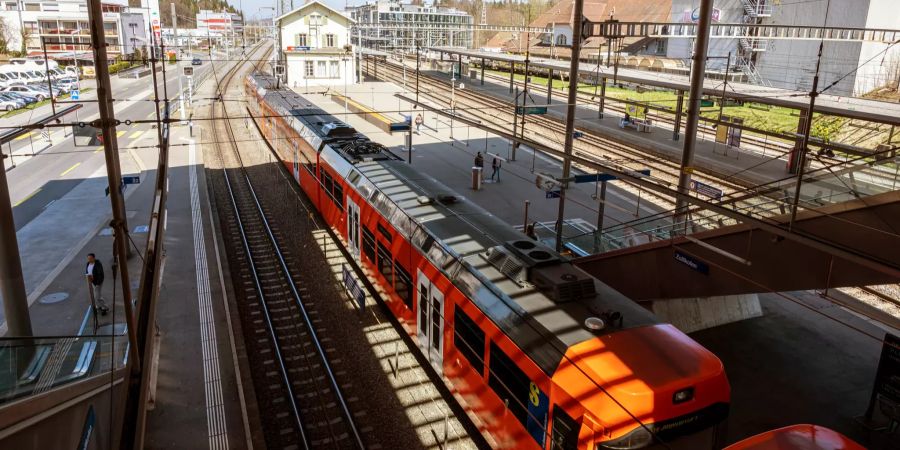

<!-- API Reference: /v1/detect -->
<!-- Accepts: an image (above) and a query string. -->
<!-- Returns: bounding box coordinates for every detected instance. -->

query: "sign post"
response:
[860,333,900,427]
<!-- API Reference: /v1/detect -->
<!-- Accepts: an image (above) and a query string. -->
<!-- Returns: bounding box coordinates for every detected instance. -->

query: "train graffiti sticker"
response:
[526,381,549,446]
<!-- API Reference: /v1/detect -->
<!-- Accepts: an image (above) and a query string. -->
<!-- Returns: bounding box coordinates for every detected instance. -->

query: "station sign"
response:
[342,264,366,311]
[573,169,650,184]
[873,333,900,403]
[674,250,709,275]
[689,179,724,199]
[545,190,561,199]
[517,106,548,115]
[389,122,411,132]
[71,90,79,100]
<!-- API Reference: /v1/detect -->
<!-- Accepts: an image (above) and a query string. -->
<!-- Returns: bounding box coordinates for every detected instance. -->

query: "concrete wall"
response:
[665,0,744,71]
[853,0,900,95]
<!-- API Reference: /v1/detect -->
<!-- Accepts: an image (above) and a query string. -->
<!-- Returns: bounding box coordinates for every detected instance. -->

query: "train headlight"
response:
[600,427,653,450]
[673,387,694,404]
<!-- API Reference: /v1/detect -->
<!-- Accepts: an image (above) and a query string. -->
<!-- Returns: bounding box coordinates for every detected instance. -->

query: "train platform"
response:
[406,61,891,204]
[302,80,900,448]
[2,113,251,447]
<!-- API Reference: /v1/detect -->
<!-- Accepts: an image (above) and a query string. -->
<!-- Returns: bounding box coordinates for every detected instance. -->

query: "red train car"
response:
[724,425,866,450]
[245,73,731,449]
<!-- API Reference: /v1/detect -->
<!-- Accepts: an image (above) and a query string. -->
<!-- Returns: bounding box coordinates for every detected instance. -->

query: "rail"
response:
[213,47,365,449]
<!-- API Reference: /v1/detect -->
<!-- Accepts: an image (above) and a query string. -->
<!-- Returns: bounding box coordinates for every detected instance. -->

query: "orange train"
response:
[724,425,866,450]
[245,73,731,449]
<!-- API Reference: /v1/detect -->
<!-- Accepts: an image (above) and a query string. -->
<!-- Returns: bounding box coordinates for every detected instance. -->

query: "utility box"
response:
[472,167,483,190]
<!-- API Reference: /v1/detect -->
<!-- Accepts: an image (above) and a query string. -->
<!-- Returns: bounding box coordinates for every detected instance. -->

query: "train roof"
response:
[344,158,660,374]
[250,71,661,375]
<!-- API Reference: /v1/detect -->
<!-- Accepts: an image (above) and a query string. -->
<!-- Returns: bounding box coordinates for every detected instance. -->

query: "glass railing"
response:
[0,331,129,406]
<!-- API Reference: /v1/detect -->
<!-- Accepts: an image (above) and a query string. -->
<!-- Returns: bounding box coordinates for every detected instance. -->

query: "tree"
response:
[0,17,11,54]
[20,24,32,55]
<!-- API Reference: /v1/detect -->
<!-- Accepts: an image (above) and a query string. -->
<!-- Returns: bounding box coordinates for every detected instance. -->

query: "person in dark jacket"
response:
[85,253,109,315]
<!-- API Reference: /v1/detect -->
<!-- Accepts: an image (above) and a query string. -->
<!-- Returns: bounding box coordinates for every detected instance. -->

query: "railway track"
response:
[210,45,365,449]
[369,57,780,232]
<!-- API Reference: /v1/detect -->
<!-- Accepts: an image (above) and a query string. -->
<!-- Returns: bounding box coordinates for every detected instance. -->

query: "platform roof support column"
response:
[673,90,684,141]
[481,57,485,85]
[509,61,515,93]
[547,68,553,104]
[0,153,31,338]
[598,77,606,119]
[674,0,714,230]
[555,0,585,252]
[790,107,809,174]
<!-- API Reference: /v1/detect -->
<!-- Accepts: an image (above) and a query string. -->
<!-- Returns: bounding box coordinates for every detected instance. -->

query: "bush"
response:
[107,61,132,74]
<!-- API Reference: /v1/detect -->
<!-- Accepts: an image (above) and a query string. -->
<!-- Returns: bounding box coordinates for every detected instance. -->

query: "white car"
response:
[3,85,48,102]
[0,97,18,111]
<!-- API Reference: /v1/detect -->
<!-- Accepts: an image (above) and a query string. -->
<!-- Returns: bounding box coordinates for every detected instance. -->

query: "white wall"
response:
[279,3,355,88]
[853,0,900,94]
[286,53,355,88]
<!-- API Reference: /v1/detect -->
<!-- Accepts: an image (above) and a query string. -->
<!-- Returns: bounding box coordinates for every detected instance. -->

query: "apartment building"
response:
[196,9,243,38]
[348,0,473,53]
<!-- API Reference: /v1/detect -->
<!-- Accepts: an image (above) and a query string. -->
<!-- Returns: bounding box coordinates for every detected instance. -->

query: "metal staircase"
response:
[738,0,772,86]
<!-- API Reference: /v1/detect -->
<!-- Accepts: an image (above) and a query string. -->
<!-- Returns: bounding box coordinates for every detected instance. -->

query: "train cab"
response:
[723,425,866,450]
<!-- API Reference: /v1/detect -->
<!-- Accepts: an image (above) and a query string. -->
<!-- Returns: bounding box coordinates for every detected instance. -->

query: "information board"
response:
[873,333,900,404]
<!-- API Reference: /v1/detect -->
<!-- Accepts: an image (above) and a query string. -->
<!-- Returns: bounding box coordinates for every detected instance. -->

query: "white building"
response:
[0,0,148,58]
[196,9,243,38]
[276,1,355,90]
[666,0,900,96]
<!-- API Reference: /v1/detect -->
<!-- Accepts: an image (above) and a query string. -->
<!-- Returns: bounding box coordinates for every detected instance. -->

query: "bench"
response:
[619,117,653,133]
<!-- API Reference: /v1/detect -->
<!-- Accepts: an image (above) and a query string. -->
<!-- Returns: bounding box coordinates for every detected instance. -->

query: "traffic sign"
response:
[689,179,724,199]
[545,190,561,199]
[71,90,79,100]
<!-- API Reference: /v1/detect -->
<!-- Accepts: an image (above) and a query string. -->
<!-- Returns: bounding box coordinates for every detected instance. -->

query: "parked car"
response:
[0,93,24,110]
[0,97,19,111]
[3,85,48,102]
[30,84,61,98]
[50,82,70,94]
[2,91,38,105]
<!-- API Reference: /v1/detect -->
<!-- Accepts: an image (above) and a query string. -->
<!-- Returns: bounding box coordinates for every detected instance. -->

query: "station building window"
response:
[295,33,307,47]
[304,60,314,77]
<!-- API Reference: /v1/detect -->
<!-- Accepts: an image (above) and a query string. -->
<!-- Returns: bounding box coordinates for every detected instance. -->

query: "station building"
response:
[276,0,356,90]
[347,0,474,53]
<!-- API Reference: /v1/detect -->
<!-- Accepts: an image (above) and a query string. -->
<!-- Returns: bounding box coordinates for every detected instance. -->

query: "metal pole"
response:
[546,68,553,104]
[598,77,606,118]
[86,0,140,366]
[41,37,56,116]
[673,0,714,229]
[416,43,420,105]
[554,0,585,252]
[173,3,185,121]
[673,90,684,140]
[596,180,607,232]
[523,200,530,230]
[717,52,731,123]
[511,86,519,161]
[789,41,824,229]
[0,153,32,337]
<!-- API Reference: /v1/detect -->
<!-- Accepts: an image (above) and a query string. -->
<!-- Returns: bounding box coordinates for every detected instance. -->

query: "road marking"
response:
[60,162,81,177]
[189,140,230,449]
[128,130,145,139]
[116,130,126,137]
[13,188,41,206]
[94,146,103,153]
[14,132,34,141]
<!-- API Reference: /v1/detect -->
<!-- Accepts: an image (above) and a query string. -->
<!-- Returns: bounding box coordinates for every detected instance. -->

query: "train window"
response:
[333,183,344,211]
[322,172,334,200]
[377,242,393,283]
[394,263,412,310]
[454,308,485,374]
[488,342,530,428]
[377,223,392,243]
[389,208,415,238]
[362,226,376,263]
[550,408,578,450]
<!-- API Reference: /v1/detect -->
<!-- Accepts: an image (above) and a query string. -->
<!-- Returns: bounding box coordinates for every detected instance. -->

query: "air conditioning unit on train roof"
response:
[530,263,597,303]
[503,239,560,267]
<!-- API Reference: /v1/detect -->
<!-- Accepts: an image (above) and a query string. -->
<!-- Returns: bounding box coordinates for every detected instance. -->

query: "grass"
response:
[0,87,93,119]
[487,69,844,142]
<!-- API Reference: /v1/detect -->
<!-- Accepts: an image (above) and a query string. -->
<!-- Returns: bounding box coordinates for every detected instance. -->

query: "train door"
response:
[346,198,360,258]
[416,270,445,373]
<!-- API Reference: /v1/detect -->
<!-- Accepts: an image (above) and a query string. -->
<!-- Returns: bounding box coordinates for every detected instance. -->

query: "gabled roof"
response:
[275,0,356,24]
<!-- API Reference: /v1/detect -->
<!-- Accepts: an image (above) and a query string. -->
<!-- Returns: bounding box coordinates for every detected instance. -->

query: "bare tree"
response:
[0,17,11,54]
[20,25,32,55]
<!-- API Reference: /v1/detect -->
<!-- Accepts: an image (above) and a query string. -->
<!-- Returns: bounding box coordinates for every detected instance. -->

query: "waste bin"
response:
[472,167,483,190]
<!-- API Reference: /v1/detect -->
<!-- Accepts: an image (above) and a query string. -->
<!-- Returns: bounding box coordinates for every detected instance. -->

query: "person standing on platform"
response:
[85,253,109,315]
[414,113,423,134]
[491,156,502,182]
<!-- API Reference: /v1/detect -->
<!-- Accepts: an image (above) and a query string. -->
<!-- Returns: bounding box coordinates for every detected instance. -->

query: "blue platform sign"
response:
[71,90,79,100]
[573,169,650,184]
[526,382,549,447]
[123,175,140,185]
[689,179,723,199]
[342,264,366,311]
[545,190,561,199]
[674,250,709,275]
[390,122,411,132]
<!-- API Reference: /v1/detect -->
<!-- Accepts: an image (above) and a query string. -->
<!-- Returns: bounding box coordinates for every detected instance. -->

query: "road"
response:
[5,57,222,231]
